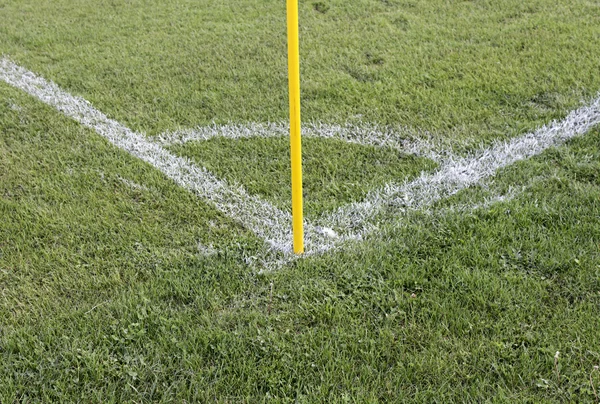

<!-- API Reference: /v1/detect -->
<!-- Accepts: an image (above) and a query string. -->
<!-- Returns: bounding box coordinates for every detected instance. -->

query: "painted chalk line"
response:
[155,100,600,246]
[2,56,599,269]
[0,56,436,258]
[249,94,600,270]
[254,171,577,272]
[156,121,446,163]
[0,57,326,254]
[253,181,527,272]
[318,95,600,236]
[253,99,600,271]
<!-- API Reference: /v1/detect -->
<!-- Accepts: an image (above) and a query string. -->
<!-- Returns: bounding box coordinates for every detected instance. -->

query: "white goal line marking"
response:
[2,56,599,266]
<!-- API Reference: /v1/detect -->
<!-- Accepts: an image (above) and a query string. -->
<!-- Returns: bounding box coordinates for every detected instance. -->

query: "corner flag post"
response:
[287,0,304,254]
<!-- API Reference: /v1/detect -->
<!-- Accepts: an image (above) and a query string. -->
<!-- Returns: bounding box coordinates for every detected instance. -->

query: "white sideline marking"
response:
[318,97,600,234]
[2,56,599,268]
[254,181,528,272]
[257,97,600,269]
[0,57,305,253]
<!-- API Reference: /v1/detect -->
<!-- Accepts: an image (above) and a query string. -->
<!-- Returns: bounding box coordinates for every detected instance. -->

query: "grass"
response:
[1,0,599,142]
[1,0,600,401]
[170,137,436,217]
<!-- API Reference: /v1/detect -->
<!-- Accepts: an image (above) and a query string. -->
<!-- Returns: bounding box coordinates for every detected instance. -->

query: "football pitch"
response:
[1,0,600,401]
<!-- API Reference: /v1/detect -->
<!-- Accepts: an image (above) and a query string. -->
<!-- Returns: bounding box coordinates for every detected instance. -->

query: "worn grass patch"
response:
[170,137,436,217]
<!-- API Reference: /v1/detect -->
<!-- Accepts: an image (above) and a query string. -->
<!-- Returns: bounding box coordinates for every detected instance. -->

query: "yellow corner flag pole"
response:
[287,0,304,254]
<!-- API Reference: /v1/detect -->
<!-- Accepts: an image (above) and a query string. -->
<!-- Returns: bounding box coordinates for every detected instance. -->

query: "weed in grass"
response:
[313,2,330,14]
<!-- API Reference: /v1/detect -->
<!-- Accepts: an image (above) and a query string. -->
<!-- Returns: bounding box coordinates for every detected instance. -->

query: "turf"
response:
[2,84,599,401]
[1,0,599,143]
[1,0,600,402]
[170,137,436,217]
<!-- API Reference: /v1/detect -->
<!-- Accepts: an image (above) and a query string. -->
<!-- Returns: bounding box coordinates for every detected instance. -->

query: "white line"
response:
[254,169,580,272]
[319,97,600,234]
[255,179,527,272]
[3,56,599,268]
[253,99,600,271]
[0,57,307,253]
[156,121,443,161]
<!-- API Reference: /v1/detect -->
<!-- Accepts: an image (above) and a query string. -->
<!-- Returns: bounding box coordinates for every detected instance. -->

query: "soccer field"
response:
[1,0,600,401]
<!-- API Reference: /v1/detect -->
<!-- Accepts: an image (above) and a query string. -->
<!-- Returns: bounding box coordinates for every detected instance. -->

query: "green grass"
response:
[0,84,262,336]
[2,85,599,401]
[1,0,599,142]
[2,0,600,402]
[170,137,436,217]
